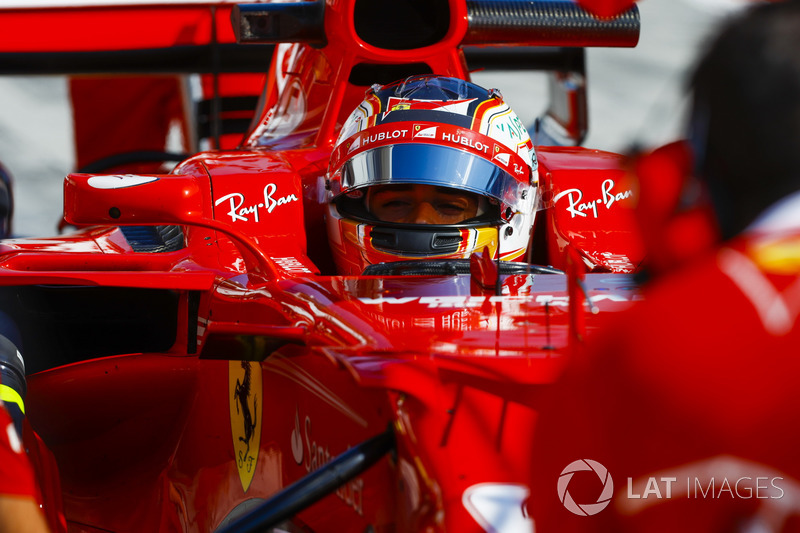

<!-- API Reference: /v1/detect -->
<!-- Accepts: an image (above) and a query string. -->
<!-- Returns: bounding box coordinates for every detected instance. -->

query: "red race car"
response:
[0,1,644,531]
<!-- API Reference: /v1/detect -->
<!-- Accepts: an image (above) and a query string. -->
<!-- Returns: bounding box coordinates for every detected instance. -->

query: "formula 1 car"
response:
[0,1,644,531]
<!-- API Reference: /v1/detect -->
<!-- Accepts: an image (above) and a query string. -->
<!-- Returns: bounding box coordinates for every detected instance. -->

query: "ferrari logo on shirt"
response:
[229,360,263,492]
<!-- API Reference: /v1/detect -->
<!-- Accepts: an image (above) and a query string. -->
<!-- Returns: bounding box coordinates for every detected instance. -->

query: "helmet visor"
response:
[336,144,533,215]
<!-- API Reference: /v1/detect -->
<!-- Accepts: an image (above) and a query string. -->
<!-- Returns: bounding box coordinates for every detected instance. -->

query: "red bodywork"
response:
[0,1,645,531]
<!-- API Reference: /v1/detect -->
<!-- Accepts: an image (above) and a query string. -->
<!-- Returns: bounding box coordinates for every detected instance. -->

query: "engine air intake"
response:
[354,0,450,50]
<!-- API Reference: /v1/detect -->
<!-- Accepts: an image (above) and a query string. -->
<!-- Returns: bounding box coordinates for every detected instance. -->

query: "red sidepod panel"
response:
[25,351,396,532]
[215,272,639,530]
[23,270,639,532]
[538,146,645,273]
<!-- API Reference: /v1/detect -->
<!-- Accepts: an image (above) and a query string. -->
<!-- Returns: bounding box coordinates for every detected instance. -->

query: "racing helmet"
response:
[326,75,539,275]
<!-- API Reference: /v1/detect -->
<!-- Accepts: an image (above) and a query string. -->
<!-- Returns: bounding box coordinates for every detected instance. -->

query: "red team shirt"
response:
[530,225,800,532]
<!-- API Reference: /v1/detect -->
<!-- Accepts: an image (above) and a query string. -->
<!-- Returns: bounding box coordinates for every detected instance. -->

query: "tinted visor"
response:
[336,144,529,213]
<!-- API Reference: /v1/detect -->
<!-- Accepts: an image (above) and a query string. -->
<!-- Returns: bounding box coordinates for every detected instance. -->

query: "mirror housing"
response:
[64,173,209,226]
[64,173,279,279]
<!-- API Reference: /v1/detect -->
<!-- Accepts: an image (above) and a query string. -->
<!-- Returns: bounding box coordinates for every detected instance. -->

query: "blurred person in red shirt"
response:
[529,2,800,532]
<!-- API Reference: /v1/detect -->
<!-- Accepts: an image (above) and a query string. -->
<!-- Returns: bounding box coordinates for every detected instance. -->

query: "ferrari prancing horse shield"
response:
[229,360,263,492]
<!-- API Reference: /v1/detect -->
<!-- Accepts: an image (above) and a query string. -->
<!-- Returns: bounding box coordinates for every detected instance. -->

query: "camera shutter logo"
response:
[558,459,614,516]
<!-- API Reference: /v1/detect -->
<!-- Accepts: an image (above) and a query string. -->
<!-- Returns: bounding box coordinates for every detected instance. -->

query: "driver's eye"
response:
[435,202,467,216]
[382,199,411,208]
[378,198,412,212]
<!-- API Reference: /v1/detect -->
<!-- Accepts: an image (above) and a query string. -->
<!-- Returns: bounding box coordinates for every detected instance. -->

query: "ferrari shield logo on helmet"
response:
[413,124,437,138]
[229,360,263,492]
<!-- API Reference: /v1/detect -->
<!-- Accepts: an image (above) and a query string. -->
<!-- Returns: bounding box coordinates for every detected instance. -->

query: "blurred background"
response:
[0,0,751,238]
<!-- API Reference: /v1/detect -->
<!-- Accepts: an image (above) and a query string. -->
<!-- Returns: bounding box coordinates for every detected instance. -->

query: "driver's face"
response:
[367,184,481,224]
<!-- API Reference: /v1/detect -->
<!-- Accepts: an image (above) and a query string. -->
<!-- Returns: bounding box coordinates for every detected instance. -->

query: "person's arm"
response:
[0,497,49,533]
[0,405,49,532]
